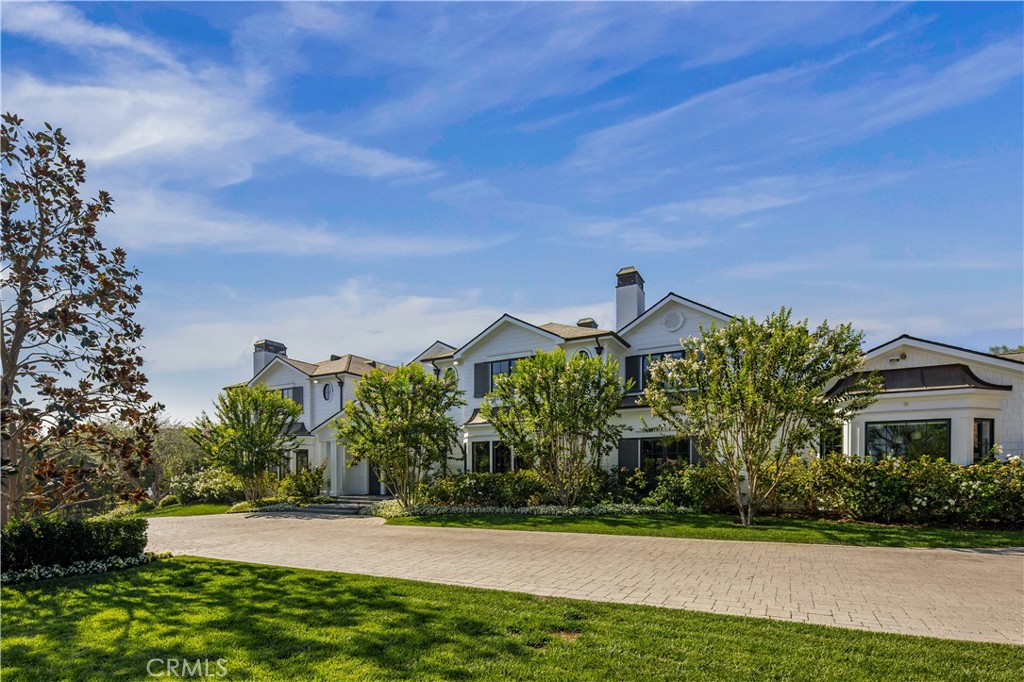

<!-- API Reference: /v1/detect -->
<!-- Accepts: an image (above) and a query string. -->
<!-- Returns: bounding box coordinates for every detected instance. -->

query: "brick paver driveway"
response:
[148,513,1023,645]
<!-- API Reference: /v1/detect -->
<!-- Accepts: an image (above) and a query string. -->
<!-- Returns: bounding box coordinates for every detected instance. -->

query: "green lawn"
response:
[1,557,1019,681]
[387,512,1024,548]
[134,503,231,518]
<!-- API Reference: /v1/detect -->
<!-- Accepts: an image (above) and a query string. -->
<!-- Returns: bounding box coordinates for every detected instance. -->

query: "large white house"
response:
[241,342,395,495]
[244,266,1023,493]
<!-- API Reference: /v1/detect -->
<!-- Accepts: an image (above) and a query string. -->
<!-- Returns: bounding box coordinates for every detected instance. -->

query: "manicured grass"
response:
[1,557,1020,681]
[387,512,1024,548]
[134,503,231,518]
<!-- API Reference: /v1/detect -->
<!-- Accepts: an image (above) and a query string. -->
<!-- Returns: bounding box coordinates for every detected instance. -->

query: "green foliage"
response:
[812,457,1023,528]
[0,515,147,572]
[168,469,245,503]
[157,494,179,508]
[278,463,326,502]
[142,417,205,501]
[134,499,155,512]
[988,344,1024,354]
[187,384,301,501]
[643,307,881,525]
[482,349,628,507]
[335,364,465,507]
[423,471,548,508]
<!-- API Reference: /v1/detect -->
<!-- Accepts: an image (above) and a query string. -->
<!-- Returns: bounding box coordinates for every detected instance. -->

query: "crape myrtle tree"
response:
[334,363,464,508]
[642,308,881,526]
[1,114,161,522]
[188,384,301,502]
[482,349,629,507]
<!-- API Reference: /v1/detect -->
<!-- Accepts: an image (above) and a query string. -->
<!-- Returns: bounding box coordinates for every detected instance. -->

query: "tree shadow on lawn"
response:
[0,558,566,681]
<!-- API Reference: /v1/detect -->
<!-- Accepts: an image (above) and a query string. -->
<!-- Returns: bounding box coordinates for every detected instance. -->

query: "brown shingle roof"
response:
[538,322,615,340]
[309,354,394,377]
[419,349,456,361]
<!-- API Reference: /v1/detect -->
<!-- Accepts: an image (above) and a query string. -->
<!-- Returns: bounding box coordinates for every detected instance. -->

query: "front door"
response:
[367,464,381,496]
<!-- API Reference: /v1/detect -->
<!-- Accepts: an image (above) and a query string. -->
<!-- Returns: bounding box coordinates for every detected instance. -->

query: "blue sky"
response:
[2,2,1022,422]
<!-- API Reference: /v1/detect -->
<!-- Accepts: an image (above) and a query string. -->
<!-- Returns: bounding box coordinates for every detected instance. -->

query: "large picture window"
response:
[865,419,951,461]
[471,440,513,473]
[640,437,692,468]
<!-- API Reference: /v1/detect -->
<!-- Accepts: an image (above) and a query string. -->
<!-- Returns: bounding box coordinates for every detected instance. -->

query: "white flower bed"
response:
[227,501,302,514]
[361,500,688,519]
[1,552,169,585]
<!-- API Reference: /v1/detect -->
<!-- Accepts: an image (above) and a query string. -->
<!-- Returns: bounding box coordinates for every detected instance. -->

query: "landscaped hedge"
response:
[1,516,148,573]
[422,471,549,508]
[169,469,245,503]
[808,456,1024,528]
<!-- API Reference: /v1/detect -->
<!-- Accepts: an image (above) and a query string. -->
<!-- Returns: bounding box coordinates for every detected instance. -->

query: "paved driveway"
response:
[147,513,1023,645]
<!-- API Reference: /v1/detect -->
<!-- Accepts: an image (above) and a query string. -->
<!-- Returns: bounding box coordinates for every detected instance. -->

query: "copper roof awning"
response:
[828,363,1013,398]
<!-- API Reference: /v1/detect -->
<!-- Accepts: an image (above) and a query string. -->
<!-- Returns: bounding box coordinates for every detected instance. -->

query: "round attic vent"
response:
[663,311,684,332]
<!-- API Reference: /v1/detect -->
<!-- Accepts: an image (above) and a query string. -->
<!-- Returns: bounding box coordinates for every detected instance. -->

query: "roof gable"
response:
[863,335,1024,373]
[249,355,310,386]
[618,293,732,337]
[414,340,457,362]
[453,314,564,359]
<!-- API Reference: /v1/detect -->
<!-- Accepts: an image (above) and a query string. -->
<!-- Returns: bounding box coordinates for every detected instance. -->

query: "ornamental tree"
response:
[334,363,464,508]
[187,384,301,502]
[482,349,629,507]
[1,114,160,522]
[642,308,881,526]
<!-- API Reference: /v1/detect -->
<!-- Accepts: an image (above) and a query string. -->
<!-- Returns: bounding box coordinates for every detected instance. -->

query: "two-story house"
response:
[414,267,735,473]
[242,342,394,495]
[415,266,1024,471]
[243,266,1022,496]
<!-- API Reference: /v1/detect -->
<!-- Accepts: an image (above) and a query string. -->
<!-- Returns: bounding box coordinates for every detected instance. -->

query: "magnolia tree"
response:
[1,114,160,522]
[482,349,628,507]
[187,384,301,502]
[334,363,464,508]
[642,308,881,526]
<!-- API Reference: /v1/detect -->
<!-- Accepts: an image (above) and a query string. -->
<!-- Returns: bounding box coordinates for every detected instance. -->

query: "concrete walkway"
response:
[147,513,1024,645]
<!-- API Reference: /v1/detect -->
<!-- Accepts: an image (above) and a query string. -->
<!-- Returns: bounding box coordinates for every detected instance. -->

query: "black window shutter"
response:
[474,362,490,397]
[618,438,639,469]
[294,387,304,409]
[624,356,641,394]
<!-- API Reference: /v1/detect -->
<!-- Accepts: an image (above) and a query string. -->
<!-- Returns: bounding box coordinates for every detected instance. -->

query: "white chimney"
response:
[615,266,645,329]
[254,339,287,375]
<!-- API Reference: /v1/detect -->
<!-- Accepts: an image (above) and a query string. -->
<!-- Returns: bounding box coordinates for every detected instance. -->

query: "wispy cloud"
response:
[567,36,1024,190]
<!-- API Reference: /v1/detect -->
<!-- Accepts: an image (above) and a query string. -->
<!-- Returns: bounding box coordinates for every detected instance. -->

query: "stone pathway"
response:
[147,513,1024,645]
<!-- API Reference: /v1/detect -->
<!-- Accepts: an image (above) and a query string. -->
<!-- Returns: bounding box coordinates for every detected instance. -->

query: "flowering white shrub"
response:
[362,500,689,519]
[1,552,170,585]
[227,501,301,514]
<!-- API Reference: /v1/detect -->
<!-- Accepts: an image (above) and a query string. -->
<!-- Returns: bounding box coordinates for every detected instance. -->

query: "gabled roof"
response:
[827,363,1013,398]
[452,313,630,359]
[617,292,732,335]
[863,335,1024,371]
[453,314,567,359]
[537,322,630,348]
[414,340,457,362]
[248,352,393,386]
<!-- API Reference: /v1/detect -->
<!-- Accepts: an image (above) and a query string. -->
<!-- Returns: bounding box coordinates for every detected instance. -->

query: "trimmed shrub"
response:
[169,469,245,503]
[157,494,180,508]
[134,499,155,512]
[811,456,1023,528]
[278,464,326,502]
[1,516,148,573]
[642,465,732,512]
[423,471,548,508]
